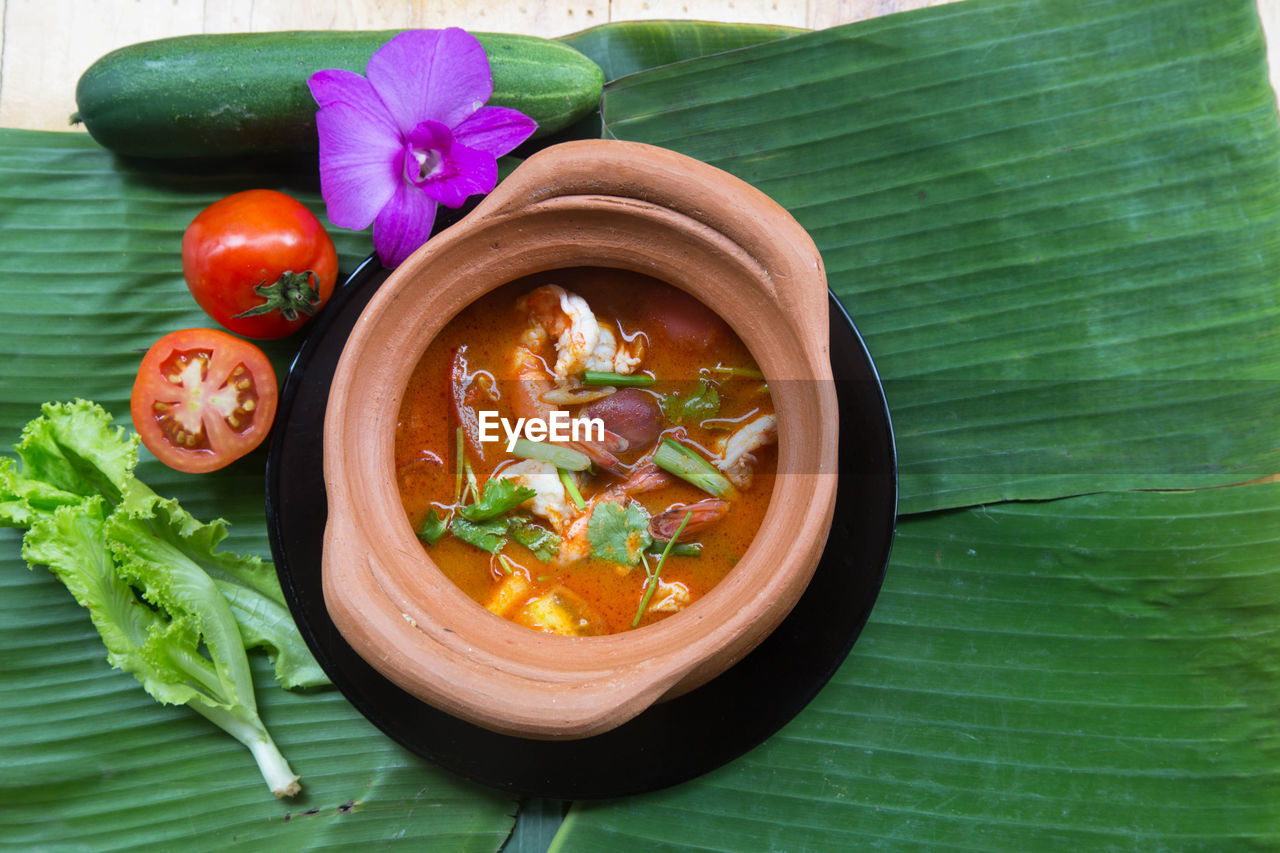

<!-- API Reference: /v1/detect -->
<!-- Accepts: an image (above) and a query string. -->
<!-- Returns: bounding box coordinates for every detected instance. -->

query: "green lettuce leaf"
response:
[0,456,81,527]
[21,498,176,698]
[1,400,325,690]
[14,400,138,505]
[23,496,300,797]
[109,490,327,690]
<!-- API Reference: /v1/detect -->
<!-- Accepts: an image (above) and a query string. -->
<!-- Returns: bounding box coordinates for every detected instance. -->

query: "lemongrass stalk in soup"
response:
[394,269,778,635]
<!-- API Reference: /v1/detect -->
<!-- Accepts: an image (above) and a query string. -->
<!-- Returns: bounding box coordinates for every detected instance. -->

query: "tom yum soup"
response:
[394,269,777,636]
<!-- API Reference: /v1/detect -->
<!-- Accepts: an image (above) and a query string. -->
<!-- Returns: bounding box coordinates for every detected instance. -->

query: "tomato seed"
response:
[243,399,256,412]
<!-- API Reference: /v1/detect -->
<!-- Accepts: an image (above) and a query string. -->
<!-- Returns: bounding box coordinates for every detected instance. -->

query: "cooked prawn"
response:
[556,489,625,564]
[650,498,729,541]
[493,460,578,534]
[714,413,777,488]
[517,285,601,380]
[587,325,643,375]
[516,284,644,381]
[645,578,690,615]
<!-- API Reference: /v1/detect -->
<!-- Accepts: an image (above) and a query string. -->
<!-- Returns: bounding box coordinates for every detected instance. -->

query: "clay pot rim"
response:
[322,140,838,738]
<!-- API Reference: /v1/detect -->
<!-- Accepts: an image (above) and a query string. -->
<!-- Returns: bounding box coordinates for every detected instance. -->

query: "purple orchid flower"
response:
[308,29,537,268]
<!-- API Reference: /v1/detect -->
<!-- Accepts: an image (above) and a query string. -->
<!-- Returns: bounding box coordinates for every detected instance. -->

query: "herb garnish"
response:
[458,478,537,522]
[448,515,508,554]
[660,377,720,425]
[586,500,652,566]
[453,426,465,504]
[709,364,765,380]
[417,508,449,545]
[633,511,693,627]
[653,437,733,498]
[559,467,587,511]
[509,438,592,471]
[583,370,655,387]
[509,516,561,563]
[646,540,701,558]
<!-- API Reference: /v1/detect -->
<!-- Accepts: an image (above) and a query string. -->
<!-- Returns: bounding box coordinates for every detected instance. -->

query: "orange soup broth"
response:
[394,268,776,634]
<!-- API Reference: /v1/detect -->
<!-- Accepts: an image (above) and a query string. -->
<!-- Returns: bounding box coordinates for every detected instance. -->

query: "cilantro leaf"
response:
[449,516,508,554]
[660,378,721,425]
[458,478,537,522]
[509,516,561,563]
[586,501,653,566]
[417,509,448,545]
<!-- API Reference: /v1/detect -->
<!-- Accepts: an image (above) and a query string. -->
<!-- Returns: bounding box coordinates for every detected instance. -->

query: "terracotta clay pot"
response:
[322,139,838,739]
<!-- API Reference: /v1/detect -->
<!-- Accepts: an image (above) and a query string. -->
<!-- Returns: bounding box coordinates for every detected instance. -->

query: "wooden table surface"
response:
[2,0,1277,132]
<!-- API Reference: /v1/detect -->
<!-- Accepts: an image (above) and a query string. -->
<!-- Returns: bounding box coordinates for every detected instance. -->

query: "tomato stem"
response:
[231,271,320,322]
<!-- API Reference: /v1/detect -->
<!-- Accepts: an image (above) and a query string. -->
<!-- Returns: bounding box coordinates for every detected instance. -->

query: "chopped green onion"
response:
[633,511,693,628]
[464,457,481,504]
[646,541,701,558]
[453,426,465,504]
[583,370,655,387]
[509,438,591,471]
[709,364,765,380]
[652,437,733,497]
[559,468,587,511]
[497,554,516,575]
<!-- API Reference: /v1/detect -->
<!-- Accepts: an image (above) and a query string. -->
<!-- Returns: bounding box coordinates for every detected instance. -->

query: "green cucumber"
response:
[72,30,603,159]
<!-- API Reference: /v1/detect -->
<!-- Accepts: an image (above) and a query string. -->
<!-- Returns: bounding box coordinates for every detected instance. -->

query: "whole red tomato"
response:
[182,189,338,339]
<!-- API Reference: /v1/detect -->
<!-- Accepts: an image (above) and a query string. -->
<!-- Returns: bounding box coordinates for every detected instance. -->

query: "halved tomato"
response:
[131,328,278,473]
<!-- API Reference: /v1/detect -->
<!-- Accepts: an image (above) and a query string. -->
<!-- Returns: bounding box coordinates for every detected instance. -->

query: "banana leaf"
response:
[547,21,805,146]
[552,482,1280,850]
[599,0,1280,513]
[5,0,1280,849]
[560,20,803,81]
[0,132,517,851]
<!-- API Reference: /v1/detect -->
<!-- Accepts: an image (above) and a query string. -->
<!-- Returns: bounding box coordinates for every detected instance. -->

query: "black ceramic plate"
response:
[265,255,897,800]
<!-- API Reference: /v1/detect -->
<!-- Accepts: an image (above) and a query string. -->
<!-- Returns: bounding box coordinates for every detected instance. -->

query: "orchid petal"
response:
[420,143,497,208]
[451,106,538,158]
[372,179,439,268]
[367,29,492,136]
[308,68,378,108]
[313,100,402,230]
